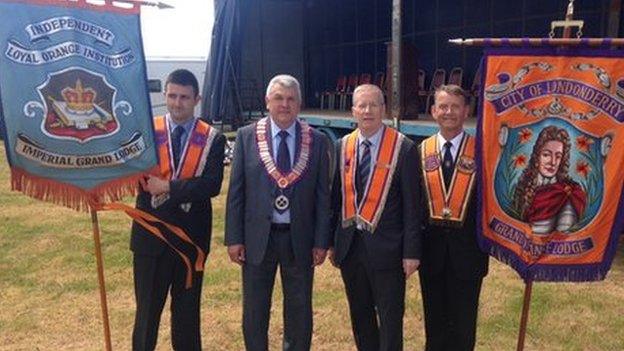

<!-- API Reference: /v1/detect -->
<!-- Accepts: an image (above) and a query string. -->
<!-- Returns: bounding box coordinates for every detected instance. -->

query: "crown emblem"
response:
[61,79,96,114]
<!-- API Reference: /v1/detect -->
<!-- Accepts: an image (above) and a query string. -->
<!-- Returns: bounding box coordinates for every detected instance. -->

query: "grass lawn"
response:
[0,144,623,350]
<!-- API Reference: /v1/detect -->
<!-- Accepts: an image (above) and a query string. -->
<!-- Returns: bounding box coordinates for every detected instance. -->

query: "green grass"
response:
[0,143,623,350]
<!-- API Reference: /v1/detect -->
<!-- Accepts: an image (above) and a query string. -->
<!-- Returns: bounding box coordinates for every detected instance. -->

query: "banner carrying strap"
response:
[98,202,205,288]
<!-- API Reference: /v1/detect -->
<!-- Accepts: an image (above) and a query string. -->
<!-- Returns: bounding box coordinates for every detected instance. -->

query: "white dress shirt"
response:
[436,130,465,162]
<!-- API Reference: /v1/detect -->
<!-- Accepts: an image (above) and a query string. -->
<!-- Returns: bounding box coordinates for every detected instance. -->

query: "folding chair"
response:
[343,73,372,108]
[358,73,372,85]
[415,69,427,112]
[373,71,385,88]
[469,65,482,116]
[448,67,464,87]
[320,75,346,109]
[425,68,446,114]
[338,73,359,110]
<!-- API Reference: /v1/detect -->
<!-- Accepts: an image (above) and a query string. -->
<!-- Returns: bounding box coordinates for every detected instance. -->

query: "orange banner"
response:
[478,49,624,281]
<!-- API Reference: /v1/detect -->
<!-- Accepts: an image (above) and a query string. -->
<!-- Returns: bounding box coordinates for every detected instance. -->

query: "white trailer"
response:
[145,57,207,117]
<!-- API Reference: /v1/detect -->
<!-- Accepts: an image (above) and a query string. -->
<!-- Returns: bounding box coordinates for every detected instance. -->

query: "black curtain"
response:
[201,0,241,126]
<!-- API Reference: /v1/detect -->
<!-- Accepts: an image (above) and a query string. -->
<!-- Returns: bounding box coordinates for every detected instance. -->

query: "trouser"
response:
[419,260,483,351]
[242,226,314,351]
[132,250,204,351]
[340,233,406,351]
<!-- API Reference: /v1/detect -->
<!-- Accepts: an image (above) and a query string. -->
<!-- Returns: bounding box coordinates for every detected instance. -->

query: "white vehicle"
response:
[145,57,207,117]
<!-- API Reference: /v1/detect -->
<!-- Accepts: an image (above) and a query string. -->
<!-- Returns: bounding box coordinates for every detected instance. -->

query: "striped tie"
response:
[356,139,372,204]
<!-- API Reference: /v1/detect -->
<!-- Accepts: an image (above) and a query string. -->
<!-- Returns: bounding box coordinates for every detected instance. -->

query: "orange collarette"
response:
[421,134,476,226]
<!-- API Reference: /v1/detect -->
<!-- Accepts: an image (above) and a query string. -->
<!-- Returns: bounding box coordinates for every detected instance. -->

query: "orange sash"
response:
[421,133,476,226]
[153,115,217,181]
[341,127,404,232]
[104,116,218,288]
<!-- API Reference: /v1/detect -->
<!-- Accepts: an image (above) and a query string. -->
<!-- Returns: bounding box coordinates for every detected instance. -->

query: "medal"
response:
[275,194,290,210]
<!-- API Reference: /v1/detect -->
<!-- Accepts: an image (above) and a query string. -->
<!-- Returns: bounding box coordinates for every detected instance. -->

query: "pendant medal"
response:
[275,194,290,211]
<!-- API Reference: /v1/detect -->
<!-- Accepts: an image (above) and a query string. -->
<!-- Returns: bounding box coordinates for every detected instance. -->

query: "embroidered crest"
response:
[457,155,476,174]
[424,154,441,171]
[26,67,130,143]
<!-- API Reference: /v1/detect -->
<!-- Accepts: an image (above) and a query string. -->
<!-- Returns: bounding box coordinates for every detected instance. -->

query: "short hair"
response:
[352,84,385,105]
[266,74,301,102]
[434,84,469,105]
[166,69,199,97]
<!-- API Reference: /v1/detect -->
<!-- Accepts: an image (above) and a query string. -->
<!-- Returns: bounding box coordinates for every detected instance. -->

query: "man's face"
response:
[266,84,300,128]
[431,91,469,136]
[352,90,384,136]
[538,140,564,178]
[165,83,200,124]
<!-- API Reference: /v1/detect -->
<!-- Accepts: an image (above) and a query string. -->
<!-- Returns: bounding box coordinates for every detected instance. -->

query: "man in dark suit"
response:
[418,84,489,351]
[130,69,225,351]
[225,74,331,351]
[329,84,422,351]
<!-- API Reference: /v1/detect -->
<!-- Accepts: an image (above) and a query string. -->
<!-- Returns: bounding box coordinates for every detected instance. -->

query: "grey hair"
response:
[266,74,302,102]
[352,84,385,105]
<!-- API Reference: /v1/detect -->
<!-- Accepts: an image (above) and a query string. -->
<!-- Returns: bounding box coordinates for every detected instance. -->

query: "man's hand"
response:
[403,258,420,278]
[141,174,170,196]
[227,244,246,265]
[327,247,337,267]
[312,247,327,267]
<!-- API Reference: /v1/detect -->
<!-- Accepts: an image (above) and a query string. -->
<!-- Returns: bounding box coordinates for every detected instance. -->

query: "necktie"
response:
[171,125,185,169]
[356,139,372,204]
[442,141,454,188]
[277,130,291,172]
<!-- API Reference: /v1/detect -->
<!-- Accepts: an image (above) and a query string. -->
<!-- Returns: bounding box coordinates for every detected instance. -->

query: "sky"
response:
[140,0,214,59]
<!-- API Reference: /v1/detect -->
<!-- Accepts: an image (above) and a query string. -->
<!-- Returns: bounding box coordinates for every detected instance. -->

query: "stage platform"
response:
[297,108,477,139]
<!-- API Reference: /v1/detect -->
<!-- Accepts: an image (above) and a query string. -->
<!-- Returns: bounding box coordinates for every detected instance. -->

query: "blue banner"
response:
[0,0,157,210]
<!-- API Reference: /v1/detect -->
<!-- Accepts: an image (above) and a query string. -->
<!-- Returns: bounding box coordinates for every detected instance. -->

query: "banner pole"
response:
[515,279,533,351]
[112,0,173,9]
[90,208,113,351]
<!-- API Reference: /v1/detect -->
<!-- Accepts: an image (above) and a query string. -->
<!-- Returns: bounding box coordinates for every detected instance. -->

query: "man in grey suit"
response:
[225,74,332,351]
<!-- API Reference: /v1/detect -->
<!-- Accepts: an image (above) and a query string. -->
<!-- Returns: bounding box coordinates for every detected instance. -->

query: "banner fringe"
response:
[488,244,607,282]
[10,166,159,211]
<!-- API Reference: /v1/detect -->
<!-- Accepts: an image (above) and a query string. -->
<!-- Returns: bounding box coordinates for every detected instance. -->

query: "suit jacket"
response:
[130,130,226,256]
[331,135,422,270]
[417,143,489,280]
[224,119,332,268]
